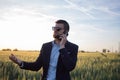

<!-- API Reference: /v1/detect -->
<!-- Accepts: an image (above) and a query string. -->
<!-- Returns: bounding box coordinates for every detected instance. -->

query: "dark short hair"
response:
[55,19,70,33]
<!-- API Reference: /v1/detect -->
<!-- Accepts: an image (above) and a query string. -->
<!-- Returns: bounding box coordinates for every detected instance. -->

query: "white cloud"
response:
[0,0,120,51]
[0,7,60,50]
[64,0,95,19]
[64,0,120,19]
[93,7,120,16]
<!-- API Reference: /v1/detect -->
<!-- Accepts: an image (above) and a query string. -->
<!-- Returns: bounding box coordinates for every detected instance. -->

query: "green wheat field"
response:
[0,50,120,80]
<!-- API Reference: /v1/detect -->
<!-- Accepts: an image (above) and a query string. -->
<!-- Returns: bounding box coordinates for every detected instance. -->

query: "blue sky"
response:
[0,0,120,52]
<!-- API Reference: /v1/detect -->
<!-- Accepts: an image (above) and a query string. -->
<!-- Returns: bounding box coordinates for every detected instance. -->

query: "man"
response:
[9,19,79,80]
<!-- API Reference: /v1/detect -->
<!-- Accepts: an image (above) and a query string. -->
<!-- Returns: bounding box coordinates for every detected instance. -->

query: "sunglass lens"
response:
[52,27,63,32]
[57,28,61,31]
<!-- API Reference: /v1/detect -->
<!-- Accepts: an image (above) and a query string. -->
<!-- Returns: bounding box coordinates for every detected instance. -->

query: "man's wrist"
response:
[18,61,24,67]
[17,60,22,66]
[18,62,22,66]
[60,45,65,49]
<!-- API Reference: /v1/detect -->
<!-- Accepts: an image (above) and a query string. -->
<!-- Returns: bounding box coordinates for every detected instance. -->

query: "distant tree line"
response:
[0,48,111,53]
[79,49,111,53]
[1,48,18,51]
[102,49,110,53]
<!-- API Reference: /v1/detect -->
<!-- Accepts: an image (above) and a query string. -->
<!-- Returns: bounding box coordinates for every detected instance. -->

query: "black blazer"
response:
[21,41,79,80]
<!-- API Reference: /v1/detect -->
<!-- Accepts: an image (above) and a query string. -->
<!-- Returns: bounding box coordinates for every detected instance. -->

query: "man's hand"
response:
[9,54,22,66]
[60,34,67,49]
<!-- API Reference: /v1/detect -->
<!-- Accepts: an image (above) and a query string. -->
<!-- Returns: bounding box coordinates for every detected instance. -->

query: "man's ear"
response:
[66,33,68,36]
[65,30,68,36]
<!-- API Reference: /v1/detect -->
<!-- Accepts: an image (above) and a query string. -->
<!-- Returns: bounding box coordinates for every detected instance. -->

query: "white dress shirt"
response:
[47,41,60,80]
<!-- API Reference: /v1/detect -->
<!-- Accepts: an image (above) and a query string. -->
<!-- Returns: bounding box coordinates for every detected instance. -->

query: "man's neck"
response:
[54,40,60,45]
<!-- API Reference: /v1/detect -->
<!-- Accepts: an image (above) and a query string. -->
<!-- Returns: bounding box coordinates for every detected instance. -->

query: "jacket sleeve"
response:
[59,44,79,71]
[20,45,44,71]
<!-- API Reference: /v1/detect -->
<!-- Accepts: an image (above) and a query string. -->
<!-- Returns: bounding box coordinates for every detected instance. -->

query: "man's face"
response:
[53,23,65,39]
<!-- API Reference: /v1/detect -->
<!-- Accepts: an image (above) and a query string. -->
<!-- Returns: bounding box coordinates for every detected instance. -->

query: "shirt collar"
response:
[52,41,60,47]
[52,40,69,46]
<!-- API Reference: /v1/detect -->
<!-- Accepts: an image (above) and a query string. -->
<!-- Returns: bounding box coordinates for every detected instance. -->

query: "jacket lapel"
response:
[46,42,53,68]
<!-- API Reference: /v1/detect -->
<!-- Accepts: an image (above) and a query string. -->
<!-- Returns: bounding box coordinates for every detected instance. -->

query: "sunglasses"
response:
[52,27,64,31]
